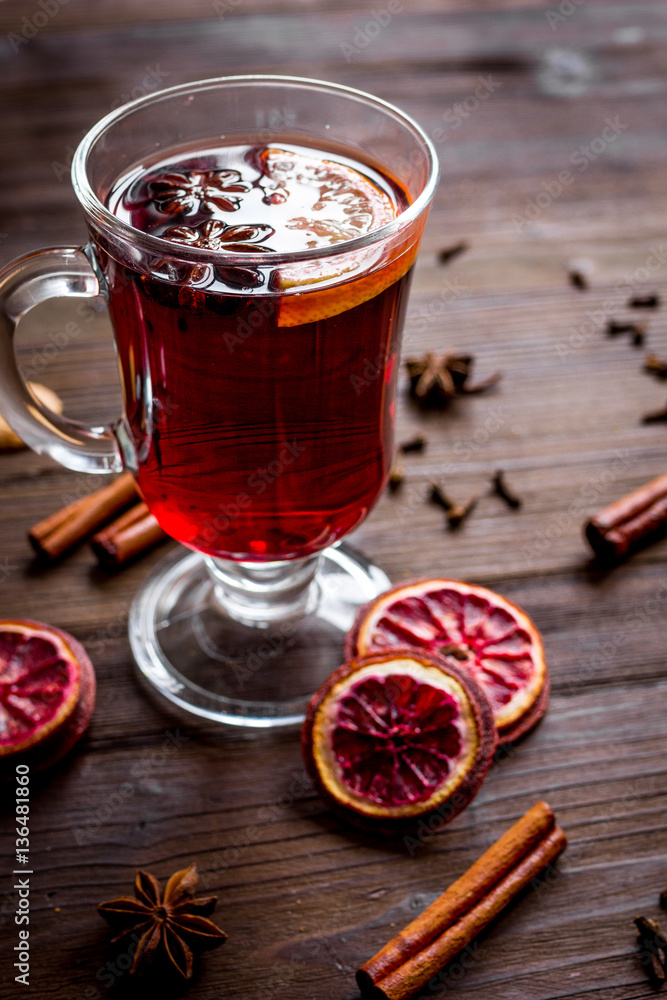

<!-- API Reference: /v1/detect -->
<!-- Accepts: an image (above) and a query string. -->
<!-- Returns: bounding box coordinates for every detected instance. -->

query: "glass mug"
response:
[0,77,438,726]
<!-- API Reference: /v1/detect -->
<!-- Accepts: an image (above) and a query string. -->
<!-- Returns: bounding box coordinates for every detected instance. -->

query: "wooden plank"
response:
[1,3,666,999]
[0,0,625,38]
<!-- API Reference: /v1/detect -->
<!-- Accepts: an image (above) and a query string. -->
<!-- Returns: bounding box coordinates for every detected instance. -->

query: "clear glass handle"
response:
[0,246,123,473]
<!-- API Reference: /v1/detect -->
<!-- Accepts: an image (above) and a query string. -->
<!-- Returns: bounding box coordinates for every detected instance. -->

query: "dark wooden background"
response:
[1,2,667,998]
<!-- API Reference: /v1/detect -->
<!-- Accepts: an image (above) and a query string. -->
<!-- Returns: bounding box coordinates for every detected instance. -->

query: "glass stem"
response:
[205,554,322,627]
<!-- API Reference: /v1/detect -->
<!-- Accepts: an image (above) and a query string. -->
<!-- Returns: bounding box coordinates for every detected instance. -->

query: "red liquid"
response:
[105,143,413,561]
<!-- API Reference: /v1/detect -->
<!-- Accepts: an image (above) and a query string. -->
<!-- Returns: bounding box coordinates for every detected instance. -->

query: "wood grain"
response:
[1,3,667,999]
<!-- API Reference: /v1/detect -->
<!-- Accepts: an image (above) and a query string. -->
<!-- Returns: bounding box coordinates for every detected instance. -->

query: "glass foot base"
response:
[129,543,390,728]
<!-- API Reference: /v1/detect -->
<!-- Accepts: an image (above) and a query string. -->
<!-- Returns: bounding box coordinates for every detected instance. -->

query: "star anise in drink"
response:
[159,220,276,289]
[148,169,250,215]
[163,219,276,254]
[405,351,501,407]
[98,863,226,979]
[148,258,214,289]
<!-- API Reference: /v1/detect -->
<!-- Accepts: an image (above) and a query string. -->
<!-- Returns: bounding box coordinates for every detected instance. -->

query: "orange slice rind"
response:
[276,237,420,327]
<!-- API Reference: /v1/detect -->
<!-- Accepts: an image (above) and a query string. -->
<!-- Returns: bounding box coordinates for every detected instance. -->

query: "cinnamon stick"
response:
[29,472,140,560]
[362,825,567,1000]
[358,802,554,991]
[585,471,667,560]
[91,502,167,568]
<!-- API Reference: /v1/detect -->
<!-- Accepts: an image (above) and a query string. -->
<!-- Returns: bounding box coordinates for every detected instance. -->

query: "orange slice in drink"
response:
[276,236,420,327]
[254,145,418,327]
[347,579,550,745]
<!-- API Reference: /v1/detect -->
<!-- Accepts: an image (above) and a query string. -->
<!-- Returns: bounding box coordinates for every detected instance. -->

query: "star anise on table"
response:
[148,169,250,215]
[645,353,667,380]
[405,351,501,407]
[98,863,227,979]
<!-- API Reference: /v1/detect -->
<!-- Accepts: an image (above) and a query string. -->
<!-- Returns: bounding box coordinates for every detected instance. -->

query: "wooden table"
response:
[1,2,667,997]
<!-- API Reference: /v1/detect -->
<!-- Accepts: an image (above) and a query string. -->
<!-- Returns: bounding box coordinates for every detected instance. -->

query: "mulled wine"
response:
[104,142,414,561]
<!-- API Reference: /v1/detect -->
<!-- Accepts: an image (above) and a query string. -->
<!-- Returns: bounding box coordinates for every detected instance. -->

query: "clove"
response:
[429,482,478,529]
[606,319,647,342]
[388,466,405,492]
[491,470,523,509]
[629,294,660,309]
[399,435,427,454]
[642,401,667,425]
[437,241,468,265]
[568,270,588,290]
[567,258,593,290]
[446,495,479,529]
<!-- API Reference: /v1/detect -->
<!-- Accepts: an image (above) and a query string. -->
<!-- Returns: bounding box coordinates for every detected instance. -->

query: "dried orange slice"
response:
[302,650,496,830]
[0,619,95,774]
[347,579,549,745]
